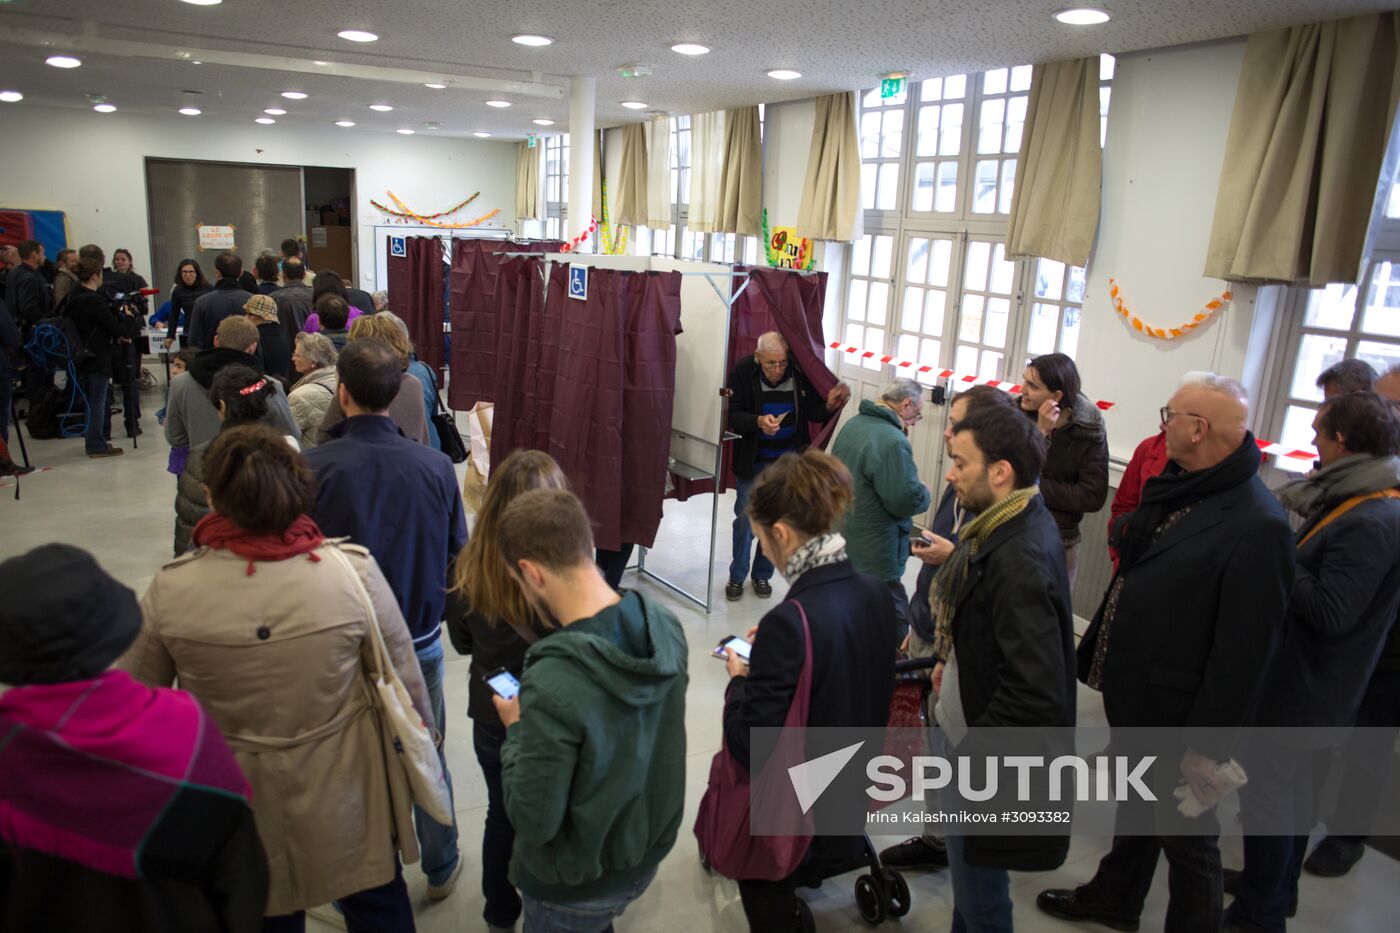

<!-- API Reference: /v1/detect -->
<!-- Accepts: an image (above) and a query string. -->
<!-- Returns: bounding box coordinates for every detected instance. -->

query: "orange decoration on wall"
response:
[1109,277,1232,339]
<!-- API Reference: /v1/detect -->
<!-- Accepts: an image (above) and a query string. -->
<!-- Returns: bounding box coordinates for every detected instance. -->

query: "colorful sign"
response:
[769,227,810,269]
[197,224,236,250]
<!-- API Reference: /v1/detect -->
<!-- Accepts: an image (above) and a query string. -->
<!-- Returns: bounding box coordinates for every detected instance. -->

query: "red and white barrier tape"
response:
[826,340,1317,462]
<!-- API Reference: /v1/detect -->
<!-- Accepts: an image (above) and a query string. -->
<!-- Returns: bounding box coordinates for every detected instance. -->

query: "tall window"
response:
[910,76,966,215]
[845,234,895,371]
[971,65,1031,216]
[543,135,568,240]
[860,85,907,216]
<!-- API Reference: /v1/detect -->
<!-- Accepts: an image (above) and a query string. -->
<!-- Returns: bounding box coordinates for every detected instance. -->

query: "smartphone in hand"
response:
[712,635,752,664]
[485,668,521,701]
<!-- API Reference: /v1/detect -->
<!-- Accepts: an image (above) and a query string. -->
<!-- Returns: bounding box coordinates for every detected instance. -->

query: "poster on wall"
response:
[197,224,236,250]
[770,227,810,269]
[0,208,69,256]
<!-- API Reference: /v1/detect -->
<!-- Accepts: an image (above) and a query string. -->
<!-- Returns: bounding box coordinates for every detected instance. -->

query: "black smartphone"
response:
[712,636,752,663]
[485,667,521,700]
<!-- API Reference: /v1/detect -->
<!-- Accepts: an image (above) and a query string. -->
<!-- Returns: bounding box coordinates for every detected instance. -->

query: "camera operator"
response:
[102,249,151,438]
[65,258,140,458]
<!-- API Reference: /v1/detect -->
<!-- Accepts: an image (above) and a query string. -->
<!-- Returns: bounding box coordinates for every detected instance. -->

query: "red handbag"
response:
[694,600,815,881]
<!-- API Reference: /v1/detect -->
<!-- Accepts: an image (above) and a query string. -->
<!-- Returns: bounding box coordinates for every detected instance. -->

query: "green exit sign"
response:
[880,77,905,99]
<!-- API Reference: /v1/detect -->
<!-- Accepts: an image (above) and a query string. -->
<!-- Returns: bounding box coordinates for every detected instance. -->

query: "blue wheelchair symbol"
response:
[390,236,406,258]
[568,264,588,301]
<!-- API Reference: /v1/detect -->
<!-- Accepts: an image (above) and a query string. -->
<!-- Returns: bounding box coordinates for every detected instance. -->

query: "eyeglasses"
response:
[760,358,788,369]
[1160,406,1208,428]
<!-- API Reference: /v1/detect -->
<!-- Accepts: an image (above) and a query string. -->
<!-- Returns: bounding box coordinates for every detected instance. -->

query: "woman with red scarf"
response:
[119,423,434,932]
[0,543,267,932]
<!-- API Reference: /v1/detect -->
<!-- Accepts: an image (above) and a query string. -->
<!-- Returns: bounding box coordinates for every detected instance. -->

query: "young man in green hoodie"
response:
[493,488,689,932]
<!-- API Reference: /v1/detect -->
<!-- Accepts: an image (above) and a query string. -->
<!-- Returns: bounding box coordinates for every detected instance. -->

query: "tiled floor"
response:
[4,382,1399,932]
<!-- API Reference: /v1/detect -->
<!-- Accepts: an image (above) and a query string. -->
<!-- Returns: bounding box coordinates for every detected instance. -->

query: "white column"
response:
[567,76,596,250]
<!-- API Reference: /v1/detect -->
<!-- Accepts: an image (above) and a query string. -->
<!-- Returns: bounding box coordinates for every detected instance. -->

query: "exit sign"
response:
[880,77,905,99]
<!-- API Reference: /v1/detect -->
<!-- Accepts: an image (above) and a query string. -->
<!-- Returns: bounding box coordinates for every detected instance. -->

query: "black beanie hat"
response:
[0,544,142,685]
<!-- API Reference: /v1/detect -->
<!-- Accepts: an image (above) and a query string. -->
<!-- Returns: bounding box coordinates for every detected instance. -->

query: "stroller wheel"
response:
[854,874,886,925]
[795,896,816,933]
[882,867,911,918]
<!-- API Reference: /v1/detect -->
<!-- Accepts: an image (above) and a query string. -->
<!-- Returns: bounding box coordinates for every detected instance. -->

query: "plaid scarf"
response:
[929,486,1039,661]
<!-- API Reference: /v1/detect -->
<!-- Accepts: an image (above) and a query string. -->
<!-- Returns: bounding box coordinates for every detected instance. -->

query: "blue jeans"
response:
[521,867,657,933]
[474,721,522,928]
[939,731,1013,933]
[413,637,460,886]
[729,464,774,584]
[263,860,415,932]
[83,372,112,453]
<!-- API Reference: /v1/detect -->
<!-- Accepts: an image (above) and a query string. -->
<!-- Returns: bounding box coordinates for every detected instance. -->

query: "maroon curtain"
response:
[387,236,445,373]
[487,257,547,463]
[619,272,683,548]
[721,267,836,491]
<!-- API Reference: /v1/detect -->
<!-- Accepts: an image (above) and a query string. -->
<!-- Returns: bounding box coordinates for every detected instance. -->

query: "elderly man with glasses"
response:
[724,331,851,601]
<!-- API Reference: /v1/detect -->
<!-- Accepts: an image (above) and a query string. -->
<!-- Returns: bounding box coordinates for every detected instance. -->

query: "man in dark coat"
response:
[724,331,849,601]
[1224,391,1400,932]
[242,294,292,381]
[6,240,55,411]
[1038,373,1295,933]
[272,258,313,338]
[186,252,252,349]
[253,253,281,297]
[63,258,141,457]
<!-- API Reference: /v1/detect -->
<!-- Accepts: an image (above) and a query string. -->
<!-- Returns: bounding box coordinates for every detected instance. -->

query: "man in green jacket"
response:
[493,488,688,931]
[830,378,932,633]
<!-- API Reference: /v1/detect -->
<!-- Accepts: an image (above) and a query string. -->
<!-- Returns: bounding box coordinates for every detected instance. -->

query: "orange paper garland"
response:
[1109,277,1232,339]
[387,191,500,229]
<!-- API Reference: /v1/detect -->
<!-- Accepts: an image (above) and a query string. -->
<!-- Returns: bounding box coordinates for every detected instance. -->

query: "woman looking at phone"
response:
[446,449,568,933]
[720,449,899,929]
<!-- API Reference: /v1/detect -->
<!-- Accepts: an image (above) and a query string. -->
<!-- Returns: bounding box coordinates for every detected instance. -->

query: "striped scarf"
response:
[929,486,1039,661]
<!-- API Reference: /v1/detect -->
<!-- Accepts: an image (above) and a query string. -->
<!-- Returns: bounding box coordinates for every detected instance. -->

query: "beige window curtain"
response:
[645,116,673,229]
[688,111,726,233]
[515,141,542,223]
[1004,58,1103,267]
[796,92,861,241]
[718,106,763,235]
[1205,13,1400,285]
[614,123,649,226]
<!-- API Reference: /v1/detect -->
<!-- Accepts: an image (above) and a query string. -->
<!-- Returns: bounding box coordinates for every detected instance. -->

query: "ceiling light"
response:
[337,29,379,42]
[369,103,393,111]
[511,34,553,47]
[264,107,286,115]
[335,120,356,127]
[255,116,276,124]
[179,107,202,116]
[191,61,203,66]
[281,91,308,100]
[424,122,440,130]
[178,0,223,5]
[0,91,22,103]
[425,82,447,89]
[313,60,331,66]
[397,128,415,135]
[671,43,710,56]
[620,101,648,110]
[485,99,511,108]
[473,132,492,138]
[1053,7,1111,25]
[532,118,555,126]
[46,55,81,69]
[767,69,802,80]
[93,103,117,113]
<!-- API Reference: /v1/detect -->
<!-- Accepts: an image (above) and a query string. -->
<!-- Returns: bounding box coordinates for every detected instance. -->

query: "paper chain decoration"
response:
[370,192,480,219]
[599,182,629,256]
[1109,277,1232,339]
[376,191,500,229]
[560,215,599,253]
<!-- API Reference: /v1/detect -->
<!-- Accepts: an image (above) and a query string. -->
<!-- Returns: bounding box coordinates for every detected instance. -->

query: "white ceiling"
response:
[0,0,1394,139]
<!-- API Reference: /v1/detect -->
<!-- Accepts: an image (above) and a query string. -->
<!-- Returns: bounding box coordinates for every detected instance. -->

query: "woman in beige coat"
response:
[120,423,431,931]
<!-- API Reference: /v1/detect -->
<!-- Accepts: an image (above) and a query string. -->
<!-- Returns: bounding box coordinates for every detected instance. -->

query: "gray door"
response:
[145,159,304,299]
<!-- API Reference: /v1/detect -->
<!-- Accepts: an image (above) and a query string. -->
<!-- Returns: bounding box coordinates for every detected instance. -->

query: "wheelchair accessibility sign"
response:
[568,264,588,301]
[390,236,406,258]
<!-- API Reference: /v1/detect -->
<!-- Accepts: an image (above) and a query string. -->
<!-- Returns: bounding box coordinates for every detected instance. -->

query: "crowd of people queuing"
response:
[2,265,1400,933]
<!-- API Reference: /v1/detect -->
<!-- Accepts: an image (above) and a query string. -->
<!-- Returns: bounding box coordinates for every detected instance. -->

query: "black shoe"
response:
[1035,888,1139,932]
[1222,867,1297,918]
[0,461,34,477]
[87,446,124,458]
[725,580,744,601]
[1304,835,1365,877]
[753,579,773,598]
[878,836,948,870]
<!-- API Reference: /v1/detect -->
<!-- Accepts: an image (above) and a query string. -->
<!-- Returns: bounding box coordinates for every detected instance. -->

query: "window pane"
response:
[960,294,985,342]
[902,287,924,332]
[1035,259,1065,299]
[907,239,930,283]
[946,74,967,99]
[972,160,999,213]
[921,77,943,101]
[940,103,964,156]
[984,297,1010,347]
[965,241,990,290]
[917,106,940,157]
[919,337,942,367]
[978,99,1005,154]
[1005,95,1028,153]
[848,279,868,322]
[897,333,919,365]
[923,290,946,335]
[936,162,959,212]
[989,244,1014,295]
[1280,405,1319,460]
[912,162,935,212]
[877,163,900,210]
[1388,180,1400,219]
[1100,87,1112,146]
[1100,54,1116,81]
[999,159,1017,214]
[1028,303,1059,355]
[863,329,886,370]
[984,68,1008,95]
[979,351,1003,380]
[1061,306,1082,359]
[930,239,952,286]
[955,343,978,374]
[679,167,690,203]
[861,111,882,159]
[882,109,905,157]
[853,235,873,275]
[1010,65,1033,92]
[1304,283,1358,331]
[862,88,883,108]
[1358,340,1400,375]
[1362,260,1400,337]
[1290,334,1348,401]
[868,282,890,327]
[845,322,865,354]
[1066,265,1087,303]
[872,235,894,279]
[861,163,878,210]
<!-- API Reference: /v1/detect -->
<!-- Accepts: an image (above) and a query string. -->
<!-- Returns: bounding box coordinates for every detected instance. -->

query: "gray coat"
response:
[164,371,300,451]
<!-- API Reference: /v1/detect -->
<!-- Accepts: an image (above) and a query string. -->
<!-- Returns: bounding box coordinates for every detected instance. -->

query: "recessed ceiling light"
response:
[179,0,223,5]
[767,69,802,80]
[255,116,276,124]
[179,107,202,116]
[264,107,286,115]
[532,118,555,126]
[281,91,308,100]
[620,101,648,110]
[369,103,394,112]
[425,83,447,89]
[0,91,23,103]
[337,29,379,42]
[93,103,117,113]
[511,34,553,47]
[1053,7,1111,25]
[45,55,82,69]
[671,43,710,56]
[485,99,511,108]
[191,61,203,66]
[313,60,331,66]
[335,120,356,127]
[473,132,492,138]
[396,128,415,135]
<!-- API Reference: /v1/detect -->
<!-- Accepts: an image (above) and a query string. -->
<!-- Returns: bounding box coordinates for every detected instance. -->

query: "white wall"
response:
[761,98,816,229]
[0,106,517,291]
[1078,39,1258,462]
